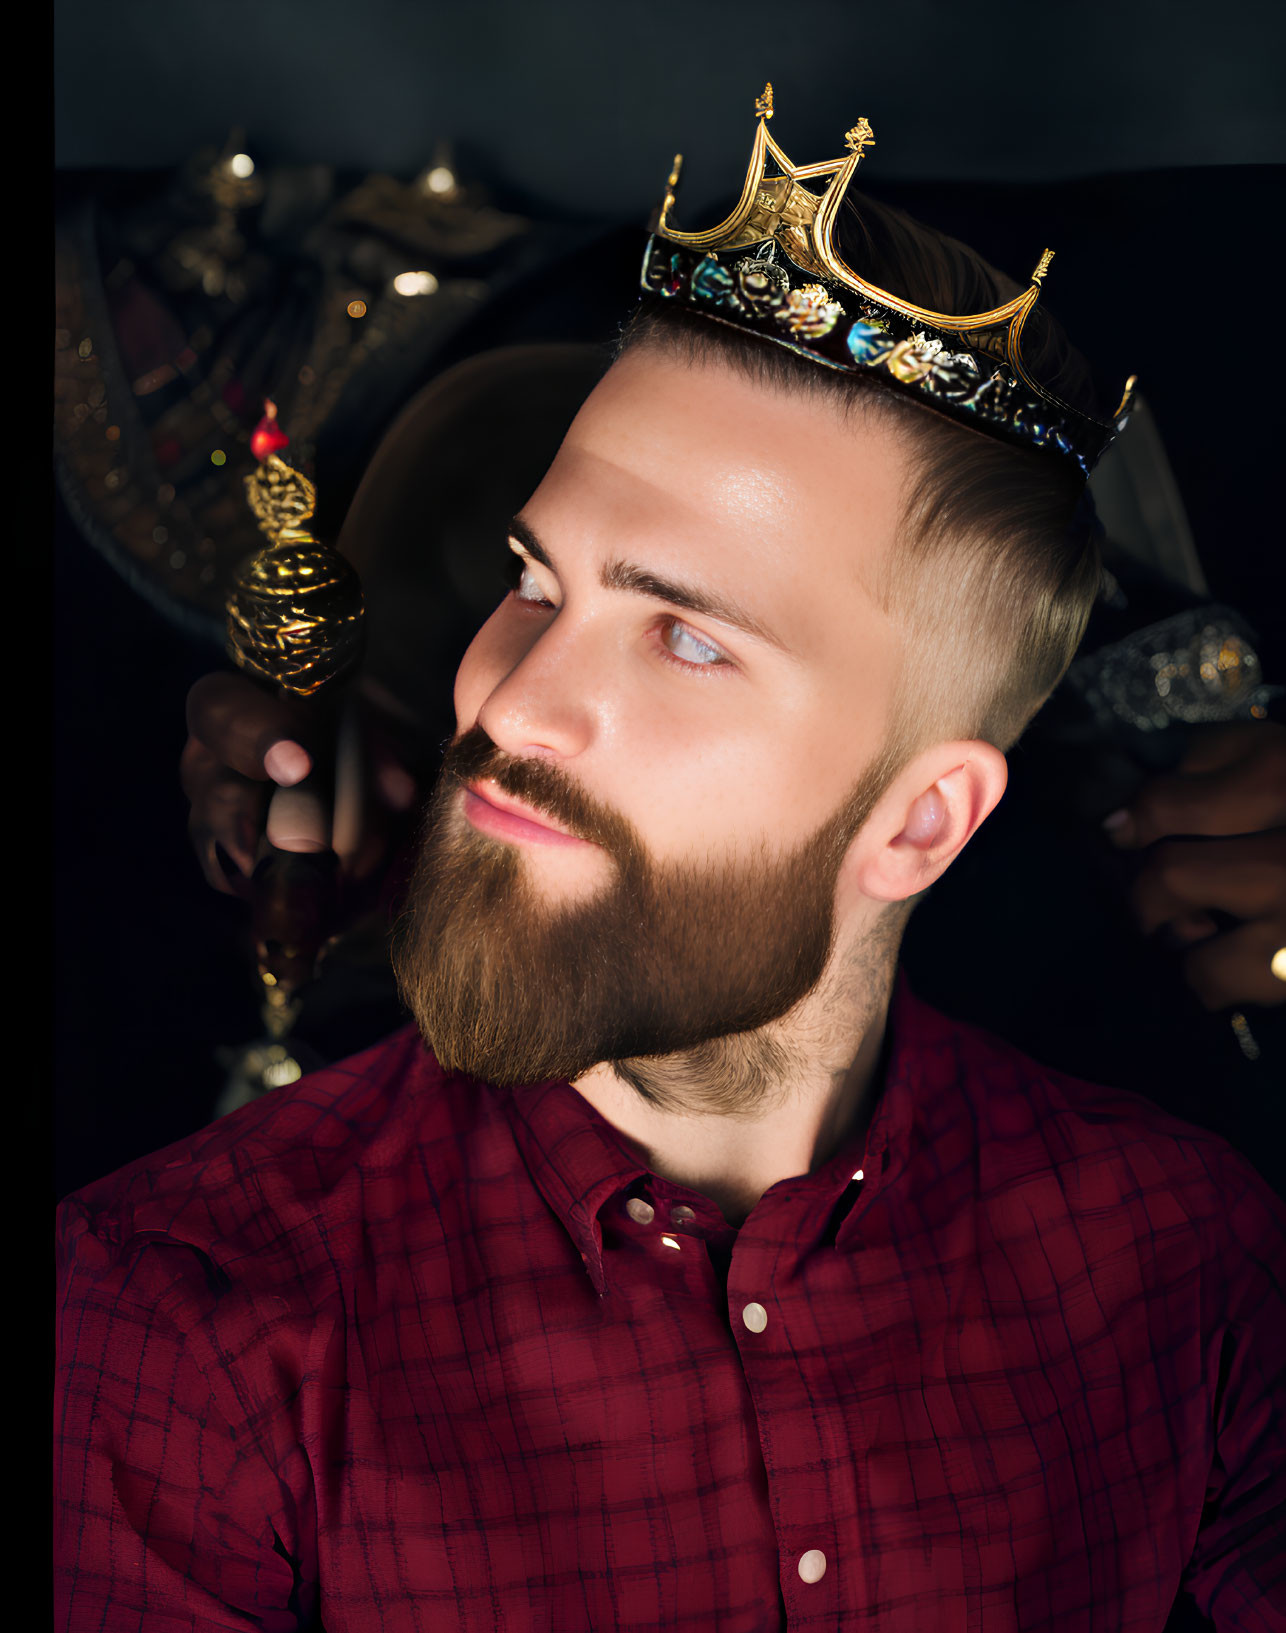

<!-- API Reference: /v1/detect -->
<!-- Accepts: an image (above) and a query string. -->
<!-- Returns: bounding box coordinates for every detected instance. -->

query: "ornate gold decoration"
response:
[885,337,940,384]
[243,452,319,544]
[226,448,365,697]
[655,88,1099,409]
[775,283,845,336]
[159,130,265,306]
[1030,249,1055,285]
[844,119,875,156]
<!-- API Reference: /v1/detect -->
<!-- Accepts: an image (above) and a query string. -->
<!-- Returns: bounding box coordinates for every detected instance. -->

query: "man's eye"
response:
[507,558,553,607]
[503,550,727,672]
[661,620,727,667]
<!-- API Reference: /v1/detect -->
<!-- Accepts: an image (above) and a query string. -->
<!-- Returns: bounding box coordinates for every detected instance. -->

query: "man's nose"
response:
[473,608,603,763]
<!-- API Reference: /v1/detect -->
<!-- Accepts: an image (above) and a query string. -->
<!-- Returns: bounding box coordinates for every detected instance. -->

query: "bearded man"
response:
[56,93,1285,1631]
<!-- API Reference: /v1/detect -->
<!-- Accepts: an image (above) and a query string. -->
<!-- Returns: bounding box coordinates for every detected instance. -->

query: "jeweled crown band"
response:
[641,237,1119,474]
[642,85,1136,476]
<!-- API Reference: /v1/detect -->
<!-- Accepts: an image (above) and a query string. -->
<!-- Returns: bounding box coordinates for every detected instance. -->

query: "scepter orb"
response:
[226,405,365,696]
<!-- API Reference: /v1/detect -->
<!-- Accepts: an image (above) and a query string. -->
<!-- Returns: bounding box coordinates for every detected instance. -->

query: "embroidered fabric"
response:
[1064,605,1283,734]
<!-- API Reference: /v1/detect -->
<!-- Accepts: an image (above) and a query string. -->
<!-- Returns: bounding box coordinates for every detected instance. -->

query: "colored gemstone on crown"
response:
[885,337,938,385]
[691,259,736,306]
[846,318,893,365]
[636,230,1107,474]
[643,242,685,297]
[736,264,787,315]
[776,286,844,337]
[921,353,980,403]
[637,85,1129,474]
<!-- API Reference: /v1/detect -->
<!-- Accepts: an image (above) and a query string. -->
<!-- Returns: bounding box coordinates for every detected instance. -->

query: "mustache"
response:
[440,724,640,856]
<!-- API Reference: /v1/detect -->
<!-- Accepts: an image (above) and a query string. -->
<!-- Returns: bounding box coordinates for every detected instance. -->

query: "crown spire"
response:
[844,118,875,157]
[643,85,1137,472]
[654,89,1083,394]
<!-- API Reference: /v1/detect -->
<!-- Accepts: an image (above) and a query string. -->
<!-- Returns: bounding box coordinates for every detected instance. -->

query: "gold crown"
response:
[652,83,1135,436]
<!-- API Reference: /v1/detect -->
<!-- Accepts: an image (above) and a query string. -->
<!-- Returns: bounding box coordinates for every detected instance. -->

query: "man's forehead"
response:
[566,348,904,536]
[526,446,900,681]
[540,437,796,547]
[536,369,904,639]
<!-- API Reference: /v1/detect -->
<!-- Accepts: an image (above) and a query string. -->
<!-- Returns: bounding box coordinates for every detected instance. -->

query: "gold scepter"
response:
[219,400,366,1102]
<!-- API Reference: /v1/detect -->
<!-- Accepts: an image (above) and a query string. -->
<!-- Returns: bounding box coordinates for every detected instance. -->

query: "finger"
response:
[1162,911,1219,946]
[373,754,418,814]
[1177,721,1277,776]
[356,678,437,787]
[339,703,425,881]
[359,691,426,811]
[180,738,266,876]
[185,672,315,784]
[1180,919,1286,1011]
[1129,831,1286,935]
[189,819,255,899]
[265,781,332,853]
[178,734,224,803]
[1106,729,1286,847]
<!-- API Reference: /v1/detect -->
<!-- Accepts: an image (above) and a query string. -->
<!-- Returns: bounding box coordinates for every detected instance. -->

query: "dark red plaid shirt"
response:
[56,973,1286,1630]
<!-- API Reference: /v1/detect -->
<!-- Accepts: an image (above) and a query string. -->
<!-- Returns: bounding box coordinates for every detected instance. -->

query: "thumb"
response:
[1103,756,1268,849]
[265,779,332,853]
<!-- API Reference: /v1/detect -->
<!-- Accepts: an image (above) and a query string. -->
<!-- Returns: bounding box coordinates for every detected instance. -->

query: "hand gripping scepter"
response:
[222,401,365,1092]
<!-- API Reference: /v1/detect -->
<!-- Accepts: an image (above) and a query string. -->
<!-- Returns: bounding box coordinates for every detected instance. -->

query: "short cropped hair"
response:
[615,191,1105,759]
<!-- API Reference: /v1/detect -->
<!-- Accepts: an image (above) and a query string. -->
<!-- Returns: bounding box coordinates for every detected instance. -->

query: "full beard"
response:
[391,724,897,1107]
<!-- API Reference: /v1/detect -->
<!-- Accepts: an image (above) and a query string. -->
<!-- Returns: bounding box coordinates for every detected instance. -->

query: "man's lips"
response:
[462,780,589,848]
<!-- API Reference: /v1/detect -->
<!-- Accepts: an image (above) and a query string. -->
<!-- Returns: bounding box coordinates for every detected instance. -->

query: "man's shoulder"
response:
[55,1023,484,1280]
[904,983,1285,1239]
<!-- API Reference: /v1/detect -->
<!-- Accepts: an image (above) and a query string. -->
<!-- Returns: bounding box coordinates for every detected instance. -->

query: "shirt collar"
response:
[505,1077,649,1295]
[502,966,927,1292]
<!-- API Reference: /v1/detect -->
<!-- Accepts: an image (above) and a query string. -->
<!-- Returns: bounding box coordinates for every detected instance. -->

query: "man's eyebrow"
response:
[508,516,792,655]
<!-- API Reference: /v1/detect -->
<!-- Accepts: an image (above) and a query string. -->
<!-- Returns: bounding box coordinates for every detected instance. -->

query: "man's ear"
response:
[848,740,1008,904]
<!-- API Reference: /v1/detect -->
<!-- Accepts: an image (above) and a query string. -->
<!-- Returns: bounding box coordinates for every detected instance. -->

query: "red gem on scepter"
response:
[251,398,291,463]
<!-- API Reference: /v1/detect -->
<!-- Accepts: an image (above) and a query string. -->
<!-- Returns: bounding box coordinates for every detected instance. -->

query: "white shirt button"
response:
[670,1204,696,1223]
[798,1549,827,1584]
[741,1302,768,1333]
[625,1198,655,1225]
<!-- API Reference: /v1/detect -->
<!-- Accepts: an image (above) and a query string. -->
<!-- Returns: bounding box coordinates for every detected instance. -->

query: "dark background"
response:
[53,0,1285,194]
[56,3,1286,1201]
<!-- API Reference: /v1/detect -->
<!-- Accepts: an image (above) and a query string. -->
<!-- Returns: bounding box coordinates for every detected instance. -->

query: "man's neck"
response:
[571,943,897,1228]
